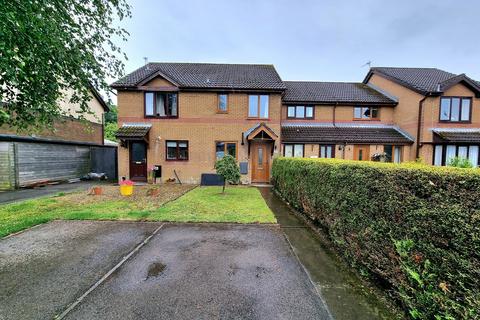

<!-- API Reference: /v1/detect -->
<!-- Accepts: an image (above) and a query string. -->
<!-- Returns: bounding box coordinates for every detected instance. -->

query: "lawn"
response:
[0,185,276,238]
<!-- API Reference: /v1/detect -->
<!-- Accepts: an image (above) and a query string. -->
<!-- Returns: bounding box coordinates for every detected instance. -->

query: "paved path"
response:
[0,181,104,204]
[0,221,332,320]
[259,188,401,320]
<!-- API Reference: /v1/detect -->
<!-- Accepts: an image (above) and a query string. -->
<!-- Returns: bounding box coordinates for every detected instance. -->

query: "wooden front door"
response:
[353,145,370,161]
[129,141,147,181]
[251,142,271,183]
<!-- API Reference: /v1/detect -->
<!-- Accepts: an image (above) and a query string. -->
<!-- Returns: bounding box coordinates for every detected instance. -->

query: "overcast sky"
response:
[115,0,480,83]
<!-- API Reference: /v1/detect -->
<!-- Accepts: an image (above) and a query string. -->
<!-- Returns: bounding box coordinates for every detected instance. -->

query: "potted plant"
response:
[119,179,134,196]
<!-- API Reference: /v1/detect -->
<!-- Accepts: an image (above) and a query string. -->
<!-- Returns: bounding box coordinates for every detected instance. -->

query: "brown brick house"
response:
[112,63,479,184]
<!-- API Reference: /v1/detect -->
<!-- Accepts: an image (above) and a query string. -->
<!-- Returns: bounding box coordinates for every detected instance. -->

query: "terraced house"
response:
[112,63,480,184]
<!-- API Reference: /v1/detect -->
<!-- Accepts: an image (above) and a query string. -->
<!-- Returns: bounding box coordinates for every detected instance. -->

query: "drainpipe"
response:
[333,102,338,127]
[416,95,428,159]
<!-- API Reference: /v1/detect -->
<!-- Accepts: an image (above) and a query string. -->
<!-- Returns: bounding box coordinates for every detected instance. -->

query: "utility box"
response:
[239,162,248,175]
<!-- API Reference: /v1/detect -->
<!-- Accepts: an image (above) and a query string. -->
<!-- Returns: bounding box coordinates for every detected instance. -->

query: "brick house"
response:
[112,63,480,184]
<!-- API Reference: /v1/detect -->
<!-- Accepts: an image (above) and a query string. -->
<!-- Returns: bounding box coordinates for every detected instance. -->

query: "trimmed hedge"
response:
[272,158,480,319]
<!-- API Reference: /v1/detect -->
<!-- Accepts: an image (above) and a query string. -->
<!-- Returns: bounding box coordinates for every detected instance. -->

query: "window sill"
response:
[165,159,189,162]
[438,120,472,124]
[352,118,380,121]
[216,111,229,114]
[145,116,179,119]
[247,117,270,120]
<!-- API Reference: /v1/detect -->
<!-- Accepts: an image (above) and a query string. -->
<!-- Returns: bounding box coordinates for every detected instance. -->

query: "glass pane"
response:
[216,142,225,159]
[248,95,258,117]
[384,145,393,162]
[156,93,166,116]
[468,146,479,167]
[131,143,146,162]
[218,94,227,111]
[394,146,401,164]
[145,93,154,116]
[259,95,269,118]
[227,143,236,158]
[258,147,263,165]
[287,106,295,117]
[169,94,177,116]
[451,98,460,121]
[358,149,363,160]
[371,108,379,119]
[461,99,471,121]
[284,145,293,157]
[458,146,468,159]
[434,145,443,166]
[296,106,305,118]
[178,143,188,159]
[354,107,362,119]
[326,146,332,158]
[305,107,314,118]
[294,144,303,158]
[166,141,177,160]
[320,146,326,158]
[362,107,371,119]
[446,145,456,165]
[440,98,450,120]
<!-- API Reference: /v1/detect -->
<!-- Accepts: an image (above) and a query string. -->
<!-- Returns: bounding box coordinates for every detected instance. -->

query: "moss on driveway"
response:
[0,185,275,238]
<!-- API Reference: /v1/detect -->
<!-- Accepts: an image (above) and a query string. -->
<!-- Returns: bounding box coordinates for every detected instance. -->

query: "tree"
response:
[0,0,131,131]
[215,155,241,193]
[104,104,118,124]
[104,122,118,141]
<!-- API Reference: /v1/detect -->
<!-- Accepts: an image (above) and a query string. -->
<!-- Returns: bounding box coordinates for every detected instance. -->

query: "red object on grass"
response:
[119,180,134,186]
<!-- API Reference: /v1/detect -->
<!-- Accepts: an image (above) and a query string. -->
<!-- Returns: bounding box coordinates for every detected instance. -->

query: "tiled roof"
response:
[432,128,480,143]
[283,81,396,104]
[364,67,480,95]
[281,123,414,144]
[115,123,151,139]
[111,62,286,91]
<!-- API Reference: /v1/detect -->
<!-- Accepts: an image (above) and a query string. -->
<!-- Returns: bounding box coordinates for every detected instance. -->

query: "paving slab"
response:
[0,220,161,320]
[64,224,332,320]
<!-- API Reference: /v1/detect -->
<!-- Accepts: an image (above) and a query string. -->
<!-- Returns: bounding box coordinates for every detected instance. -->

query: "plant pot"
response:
[120,185,133,196]
[92,186,103,195]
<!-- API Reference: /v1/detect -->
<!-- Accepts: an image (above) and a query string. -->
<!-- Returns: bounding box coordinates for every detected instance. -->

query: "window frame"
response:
[283,143,305,158]
[353,106,380,120]
[144,91,179,119]
[439,97,472,123]
[248,94,270,119]
[165,140,189,161]
[319,144,335,158]
[215,141,238,161]
[217,93,228,113]
[432,144,480,166]
[286,105,315,119]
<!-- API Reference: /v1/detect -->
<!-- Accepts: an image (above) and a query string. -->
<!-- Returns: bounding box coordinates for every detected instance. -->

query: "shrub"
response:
[272,158,480,319]
[215,155,240,193]
[448,157,474,168]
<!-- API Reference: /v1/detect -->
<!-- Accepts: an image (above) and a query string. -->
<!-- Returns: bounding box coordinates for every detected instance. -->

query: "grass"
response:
[0,185,276,238]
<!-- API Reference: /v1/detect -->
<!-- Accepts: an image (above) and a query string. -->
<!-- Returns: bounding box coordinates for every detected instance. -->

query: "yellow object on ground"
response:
[120,185,133,196]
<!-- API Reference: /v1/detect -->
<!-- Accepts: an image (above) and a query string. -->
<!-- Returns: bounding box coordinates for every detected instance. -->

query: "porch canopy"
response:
[115,123,152,146]
[432,128,480,144]
[243,123,278,155]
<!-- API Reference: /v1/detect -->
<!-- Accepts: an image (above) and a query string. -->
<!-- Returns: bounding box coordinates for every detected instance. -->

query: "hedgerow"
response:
[272,158,480,319]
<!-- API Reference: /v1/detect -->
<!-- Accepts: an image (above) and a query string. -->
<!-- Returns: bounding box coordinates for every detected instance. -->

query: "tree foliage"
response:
[215,155,240,193]
[0,0,131,131]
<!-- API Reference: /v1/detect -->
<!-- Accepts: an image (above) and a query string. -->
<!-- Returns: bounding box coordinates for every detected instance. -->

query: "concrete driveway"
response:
[0,221,332,320]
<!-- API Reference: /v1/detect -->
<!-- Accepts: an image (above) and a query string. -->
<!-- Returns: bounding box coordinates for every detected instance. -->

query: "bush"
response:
[215,155,240,193]
[272,158,480,319]
[448,157,474,168]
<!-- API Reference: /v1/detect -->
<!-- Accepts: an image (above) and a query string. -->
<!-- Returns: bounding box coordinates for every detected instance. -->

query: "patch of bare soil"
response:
[60,184,196,210]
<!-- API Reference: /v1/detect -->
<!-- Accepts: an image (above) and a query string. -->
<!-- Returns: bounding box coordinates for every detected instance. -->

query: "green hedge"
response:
[272,158,480,319]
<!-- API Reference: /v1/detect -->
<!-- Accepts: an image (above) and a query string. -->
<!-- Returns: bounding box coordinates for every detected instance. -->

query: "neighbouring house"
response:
[111,63,480,184]
[0,87,116,190]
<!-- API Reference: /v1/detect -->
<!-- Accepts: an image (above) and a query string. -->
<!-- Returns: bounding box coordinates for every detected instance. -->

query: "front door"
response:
[353,145,370,161]
[251,142,271,183]
[129,141,147,181]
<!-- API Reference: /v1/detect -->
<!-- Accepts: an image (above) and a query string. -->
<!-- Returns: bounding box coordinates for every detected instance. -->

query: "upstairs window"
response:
[145,92,178,118]
[354,106,379,120]
[287,106,314,119]
[440,97,471,122]
[218,94,228,113]
[248,95,269,118]
[166,140,188,160]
